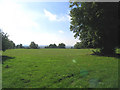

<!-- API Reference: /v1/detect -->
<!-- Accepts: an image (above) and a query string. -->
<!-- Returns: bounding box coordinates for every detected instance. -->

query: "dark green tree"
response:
[9,41,15,49]
[1,32,9,51]
[29,41,38,49]
[20,44,23,48]
[58,43,66,48]
[16,45,20,48]
[49,44,57,48]
[16,44,23,48]
[74,42,82,49]
[70,2,119,55]
[0,30,15,51]
[45,46,49,48]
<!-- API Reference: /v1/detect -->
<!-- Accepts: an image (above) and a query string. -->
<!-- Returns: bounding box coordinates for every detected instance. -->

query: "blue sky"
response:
[0,0,79,46]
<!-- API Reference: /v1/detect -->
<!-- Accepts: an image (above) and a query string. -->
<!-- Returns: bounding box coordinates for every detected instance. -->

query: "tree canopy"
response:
[0,30,15,51]
[74,42,83,49]
[49,44,57,48]
[29,42,38,49]
[45,43,66,48]
[16,44,24,48]
[70,2,119,55]
[58,43,66,48]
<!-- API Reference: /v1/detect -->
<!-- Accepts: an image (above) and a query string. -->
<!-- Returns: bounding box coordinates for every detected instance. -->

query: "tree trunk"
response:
[100,46,115,55]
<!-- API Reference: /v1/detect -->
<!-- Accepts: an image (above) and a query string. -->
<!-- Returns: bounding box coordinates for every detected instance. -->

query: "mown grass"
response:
[2,49,119,88]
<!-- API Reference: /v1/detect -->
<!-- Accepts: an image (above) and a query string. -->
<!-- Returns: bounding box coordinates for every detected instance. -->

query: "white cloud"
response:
[58,30,64,34]
[44,9,69,22]
[67,15,72,21]
[44,9,57,21]
[66,9,72,22]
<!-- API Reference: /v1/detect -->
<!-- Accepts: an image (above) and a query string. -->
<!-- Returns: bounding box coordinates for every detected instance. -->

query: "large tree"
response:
[70,2,119,55]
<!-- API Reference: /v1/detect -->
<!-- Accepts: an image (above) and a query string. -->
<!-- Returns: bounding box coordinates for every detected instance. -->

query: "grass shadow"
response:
[91,50,120,59]
[1,55,15,64]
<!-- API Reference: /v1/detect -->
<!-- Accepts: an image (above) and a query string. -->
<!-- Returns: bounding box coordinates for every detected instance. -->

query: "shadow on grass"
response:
[1,55,15,64]
[91,51,120,59]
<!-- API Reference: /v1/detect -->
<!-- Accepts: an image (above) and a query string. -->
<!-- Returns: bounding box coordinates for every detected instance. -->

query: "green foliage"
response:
[16,44,24,48]
[45,43,66,48]
[2,49,119,88]
[74,42,84,49]
[58,43,66,48]
[29,42,38,49]
[74,42,81,49]
[45,44,57,48]
[70,2,119,55]
[0,30,15,51]
[49,44,57,48]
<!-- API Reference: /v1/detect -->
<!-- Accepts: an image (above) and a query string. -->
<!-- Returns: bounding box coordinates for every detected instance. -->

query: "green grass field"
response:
[2,49,119,88]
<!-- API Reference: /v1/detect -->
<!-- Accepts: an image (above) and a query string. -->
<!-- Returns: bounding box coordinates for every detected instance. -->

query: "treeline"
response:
[0,30,39,51]
[16,42,66,49]
[0,30,66,51]
[45,43,65,48]
[16,42,39,49]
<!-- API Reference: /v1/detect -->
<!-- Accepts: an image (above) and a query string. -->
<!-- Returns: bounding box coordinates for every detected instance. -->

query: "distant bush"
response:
[45,43,66,49]
[29,42,38,49]
[16,44,24,49]
[58,43,66,48]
